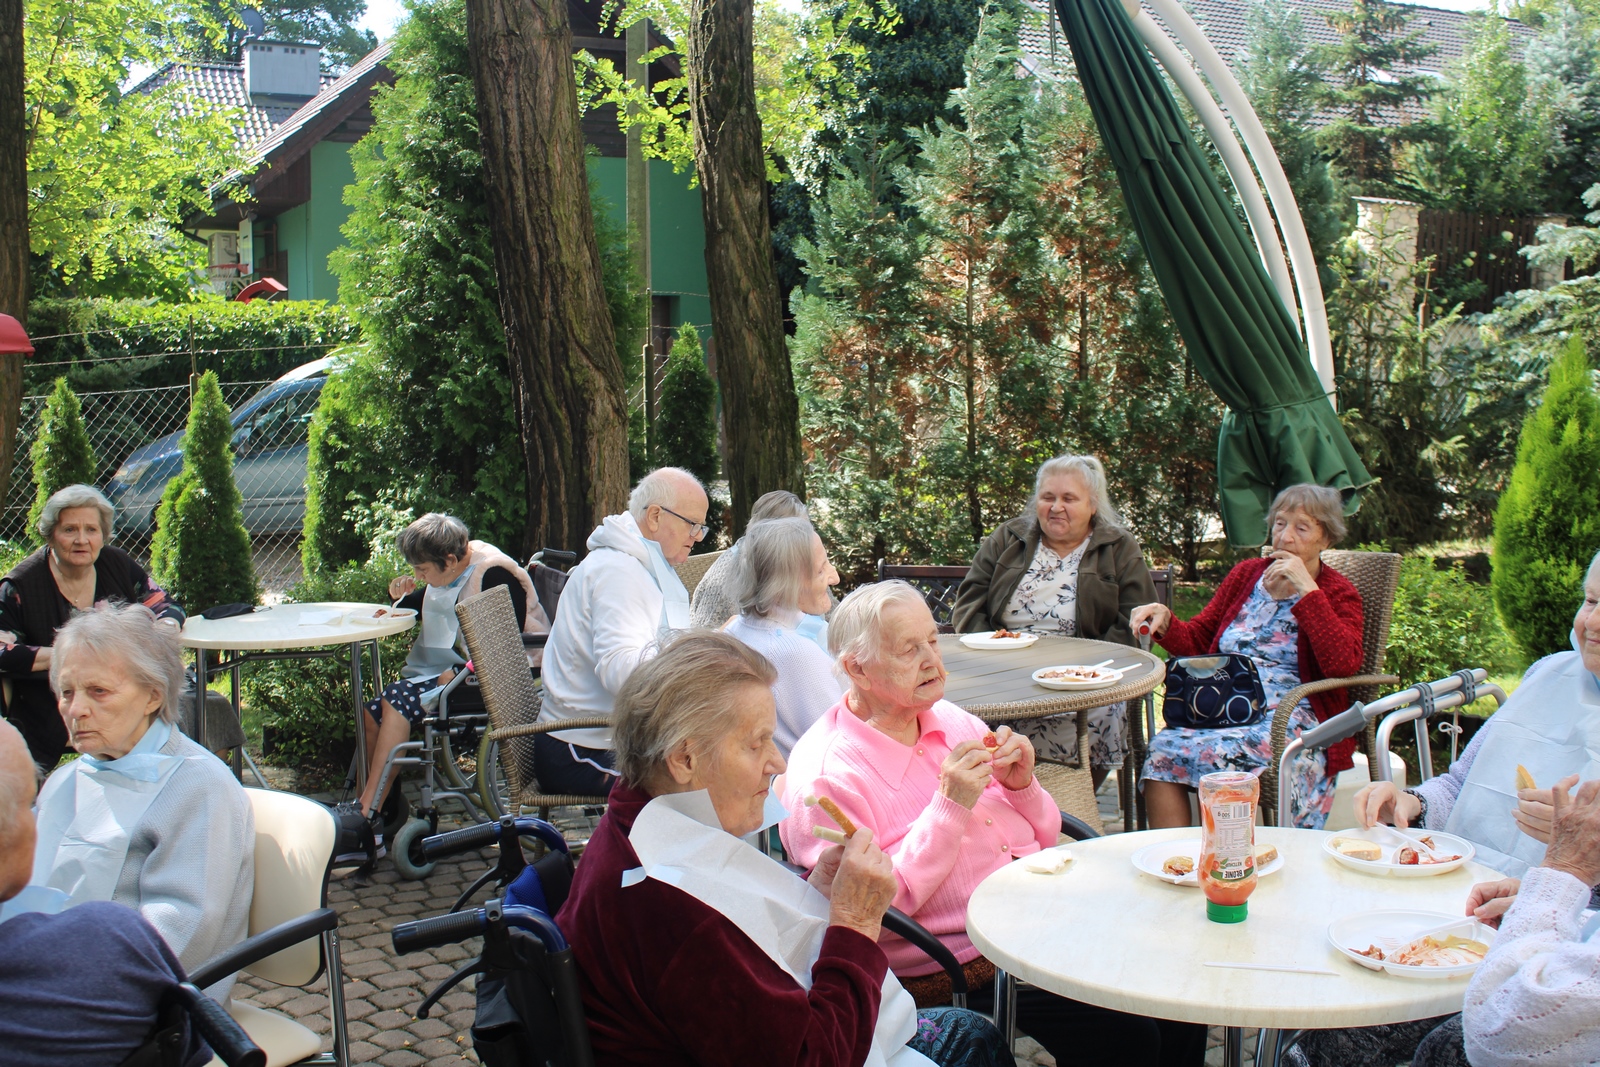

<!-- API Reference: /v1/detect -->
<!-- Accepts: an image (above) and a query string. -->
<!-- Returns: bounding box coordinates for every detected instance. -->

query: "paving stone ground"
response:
[234,771,1252,1067]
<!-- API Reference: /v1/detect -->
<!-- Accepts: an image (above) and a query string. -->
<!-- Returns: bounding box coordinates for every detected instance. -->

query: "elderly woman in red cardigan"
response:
[1130,484,1364,830]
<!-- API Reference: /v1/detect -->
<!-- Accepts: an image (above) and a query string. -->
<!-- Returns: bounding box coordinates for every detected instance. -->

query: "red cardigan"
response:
[1160,556,1365,774]
[557,782,889,1067]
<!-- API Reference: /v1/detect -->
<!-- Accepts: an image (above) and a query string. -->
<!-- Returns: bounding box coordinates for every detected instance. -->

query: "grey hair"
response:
[397,513,470,568]
[628,467,706,523]
[750,490,809,524]
[612,631,778,790]
[1265,484,1347,546]
[38,484,115,542]
[1032,454,1123,529]
[828,580,930,670]
[730,517,817,619]
[50,602,186,725]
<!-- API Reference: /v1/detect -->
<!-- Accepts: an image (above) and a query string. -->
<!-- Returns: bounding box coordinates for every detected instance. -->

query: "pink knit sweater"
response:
[779,697,1059,976]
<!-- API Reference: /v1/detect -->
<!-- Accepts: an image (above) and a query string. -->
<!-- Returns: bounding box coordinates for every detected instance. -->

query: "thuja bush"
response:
[27,378,97,541]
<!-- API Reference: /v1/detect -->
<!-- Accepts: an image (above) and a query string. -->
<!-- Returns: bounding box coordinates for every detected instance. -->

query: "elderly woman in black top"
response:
[0,485,182,770]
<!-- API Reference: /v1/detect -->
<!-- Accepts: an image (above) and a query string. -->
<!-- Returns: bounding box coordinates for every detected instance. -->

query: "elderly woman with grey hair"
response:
[0,484,183,771]
[724,516,843,754]
[690,490,839,641]
[559,629,1014,1067]
[1131,483,1364,830]
[951,454,1155,787]
[30,602,254,997]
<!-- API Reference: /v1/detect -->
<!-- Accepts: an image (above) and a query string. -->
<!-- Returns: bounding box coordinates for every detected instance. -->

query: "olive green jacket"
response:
[950,515,1155,646]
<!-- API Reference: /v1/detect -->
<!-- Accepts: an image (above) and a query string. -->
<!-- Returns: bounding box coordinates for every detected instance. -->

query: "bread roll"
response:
[1515,764,1536,791]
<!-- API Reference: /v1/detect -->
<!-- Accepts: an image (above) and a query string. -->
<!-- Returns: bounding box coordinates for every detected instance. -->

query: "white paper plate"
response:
[1130,837,1285,886]
[344,606,419,626]
[1032,664,1124,691]
[1323,828,1475,877]
[1327,910,1494,979]
[959,632,1040,650]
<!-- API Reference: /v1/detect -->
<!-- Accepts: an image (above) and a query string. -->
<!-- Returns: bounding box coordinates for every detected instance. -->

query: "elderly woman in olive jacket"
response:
[952,454,1154,786]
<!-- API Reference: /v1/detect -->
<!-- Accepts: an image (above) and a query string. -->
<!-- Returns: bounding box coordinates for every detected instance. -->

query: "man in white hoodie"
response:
[535,467,708,794]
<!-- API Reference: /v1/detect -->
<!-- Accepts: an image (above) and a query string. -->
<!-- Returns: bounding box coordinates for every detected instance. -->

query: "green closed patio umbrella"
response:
[1054,0,1371,545]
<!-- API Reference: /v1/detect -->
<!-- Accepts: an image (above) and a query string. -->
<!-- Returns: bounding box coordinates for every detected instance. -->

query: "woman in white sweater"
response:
[30,602,254,998]
[723,517,842,755]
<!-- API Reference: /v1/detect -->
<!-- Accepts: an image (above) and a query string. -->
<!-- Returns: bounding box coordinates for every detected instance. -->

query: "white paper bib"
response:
[629,791,933,1067]
[1444,652,1600,877]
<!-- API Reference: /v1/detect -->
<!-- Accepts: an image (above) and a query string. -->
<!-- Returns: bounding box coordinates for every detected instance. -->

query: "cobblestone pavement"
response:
[233,773,1253,1067]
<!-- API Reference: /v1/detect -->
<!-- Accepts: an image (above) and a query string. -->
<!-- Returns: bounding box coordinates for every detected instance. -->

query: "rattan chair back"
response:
[1320,549,1402,703]
[877,561,970,632]
[674,549,724,598]
[457,584,541,802]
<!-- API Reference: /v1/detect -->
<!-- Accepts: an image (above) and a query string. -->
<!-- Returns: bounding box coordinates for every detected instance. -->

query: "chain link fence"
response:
[4,376,314,594]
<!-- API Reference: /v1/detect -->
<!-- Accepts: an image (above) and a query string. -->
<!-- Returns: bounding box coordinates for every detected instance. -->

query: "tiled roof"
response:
[130,61,340,149]
[1020,0,1533,124]
[239,42,393,170]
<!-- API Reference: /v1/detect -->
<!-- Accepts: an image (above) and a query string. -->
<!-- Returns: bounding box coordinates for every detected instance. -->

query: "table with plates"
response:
[939,634,1164,829]
[966,825,1504,1067]
[182,602,416,787]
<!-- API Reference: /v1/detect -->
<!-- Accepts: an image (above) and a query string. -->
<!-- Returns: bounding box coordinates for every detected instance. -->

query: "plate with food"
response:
[1328,910,1494,979]
[1323,828,1475,877]
[959,629,1040,650]
[1131,838,1285,886]
[1032,664,1125,690]
[345,606,419,625]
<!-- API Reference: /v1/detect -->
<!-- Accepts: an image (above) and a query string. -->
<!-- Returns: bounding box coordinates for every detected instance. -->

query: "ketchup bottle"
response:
[1198,770,1259,923]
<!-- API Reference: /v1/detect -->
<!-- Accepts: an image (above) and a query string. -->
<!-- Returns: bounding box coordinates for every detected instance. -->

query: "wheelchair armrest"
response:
[489,717,612,744]
[172,982,265,1067]
[1060,810,1101,840]
[522,633,550,650]
[190,909,339,990]
[881,908,968,996]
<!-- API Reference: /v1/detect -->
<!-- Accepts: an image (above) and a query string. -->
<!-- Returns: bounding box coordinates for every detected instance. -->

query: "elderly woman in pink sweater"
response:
[780,581,1204,1067]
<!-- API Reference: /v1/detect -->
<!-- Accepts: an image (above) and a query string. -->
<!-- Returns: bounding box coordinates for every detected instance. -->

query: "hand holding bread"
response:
[825,829,897,941]
[1513,772,1580,845]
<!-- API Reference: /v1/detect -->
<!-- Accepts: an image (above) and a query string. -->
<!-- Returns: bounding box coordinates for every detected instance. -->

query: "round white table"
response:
[966,826,1504,1066]
[182,602,415,786]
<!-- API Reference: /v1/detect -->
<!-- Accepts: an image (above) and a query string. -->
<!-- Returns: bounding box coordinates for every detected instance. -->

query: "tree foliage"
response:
[1386,556,1518,687]
[1492,335,1600,662]
[178,0,379,70]
[24,0,245,298]
[654,323,719,483]
[150,370,258,611]
[26,377,96,542]
[1525,3,1600,219]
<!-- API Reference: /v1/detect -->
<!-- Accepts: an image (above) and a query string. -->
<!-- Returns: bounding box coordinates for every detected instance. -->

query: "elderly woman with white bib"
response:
[724,516,843,755]
[1353,548,1600,880]
[557,631,1014,1067]
[30,602,254,997]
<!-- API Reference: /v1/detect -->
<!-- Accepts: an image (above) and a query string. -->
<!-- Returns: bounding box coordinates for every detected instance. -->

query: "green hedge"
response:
[24,299,360,394]
[1386,556,1519,689]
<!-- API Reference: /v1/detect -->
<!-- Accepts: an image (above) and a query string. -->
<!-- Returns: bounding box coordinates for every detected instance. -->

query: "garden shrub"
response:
[1493,335,1600,661]
[27,378,97,542]
[655,323,719,483]
[1385,555,1518,689]
[150,371,258,612]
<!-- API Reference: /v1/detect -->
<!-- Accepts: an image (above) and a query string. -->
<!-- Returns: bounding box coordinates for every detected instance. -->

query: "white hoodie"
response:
[538,512,689,748]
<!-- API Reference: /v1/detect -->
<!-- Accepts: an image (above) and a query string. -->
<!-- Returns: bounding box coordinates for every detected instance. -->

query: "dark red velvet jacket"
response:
[556,782,889,1066]
[1159,556,1365,774]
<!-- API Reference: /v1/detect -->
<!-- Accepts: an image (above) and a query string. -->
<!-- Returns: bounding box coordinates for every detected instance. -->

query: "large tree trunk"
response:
[684,0,803,535]
[0,0,27,507]
[464,0,629,552]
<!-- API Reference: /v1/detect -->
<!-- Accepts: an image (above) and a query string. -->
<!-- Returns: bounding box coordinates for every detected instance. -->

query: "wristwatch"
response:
[1404,788,1428,827]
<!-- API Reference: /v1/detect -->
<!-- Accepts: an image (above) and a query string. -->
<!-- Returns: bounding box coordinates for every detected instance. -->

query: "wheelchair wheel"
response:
[436,722,477,795]
[379,787,411,839]
[391,817,436,880]
[476,733,515,820]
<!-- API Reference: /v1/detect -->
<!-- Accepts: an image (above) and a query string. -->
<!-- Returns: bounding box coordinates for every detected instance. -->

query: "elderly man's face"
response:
[640,480,709,567]
[1575,562,1600,675]
[697,684,786,837]
[57,653,164,762]
[0,721,37,903]
[853,599,947,715]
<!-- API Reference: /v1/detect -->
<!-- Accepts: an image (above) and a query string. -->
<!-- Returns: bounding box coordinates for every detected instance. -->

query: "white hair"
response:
[38,484,115,542]
[1032,453,1123,529]
[628,467,706,523]
[828,580,930,671]
[730,517,817,619]
[51,602,187,725]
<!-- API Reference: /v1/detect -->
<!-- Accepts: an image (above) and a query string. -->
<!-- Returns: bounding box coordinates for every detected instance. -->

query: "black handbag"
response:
[1161,653,1267,729]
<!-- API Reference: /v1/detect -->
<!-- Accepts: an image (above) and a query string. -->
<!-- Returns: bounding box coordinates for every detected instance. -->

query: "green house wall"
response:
[272,140,355,301]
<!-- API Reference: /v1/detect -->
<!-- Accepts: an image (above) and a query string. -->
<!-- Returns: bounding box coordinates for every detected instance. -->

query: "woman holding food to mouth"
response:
[781,581,1204,1067]
[951,453,1155,789]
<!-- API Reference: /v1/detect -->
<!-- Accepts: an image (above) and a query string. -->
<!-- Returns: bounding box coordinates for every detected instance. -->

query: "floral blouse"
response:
[1000,539,1090,635]
[1217,576,1309,714]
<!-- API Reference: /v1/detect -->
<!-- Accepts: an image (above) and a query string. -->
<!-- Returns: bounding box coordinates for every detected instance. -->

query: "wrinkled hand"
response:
[826,829,897,941]
[1129,603,1172,640]
[808,843,845,898]
[1352,780,1422,829]
[1262,551,1318,599]
[1541,777,1600,887]
[1465,877,1521,928]
[987,726,1036,791]
[389,575,417,600]
[1513,773,1578,845]
[940,741,994,809]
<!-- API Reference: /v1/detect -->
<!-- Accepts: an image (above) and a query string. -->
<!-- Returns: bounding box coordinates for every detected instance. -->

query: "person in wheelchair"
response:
[0,719,211,1066]
[342,513,548,851]
[559,631,1014,1067]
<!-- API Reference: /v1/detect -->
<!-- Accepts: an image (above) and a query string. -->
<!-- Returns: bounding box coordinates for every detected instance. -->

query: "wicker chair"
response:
[1260,549,1402,825]
[674,549,724,599]
[877,561,970,633]
[456,584,612,815]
